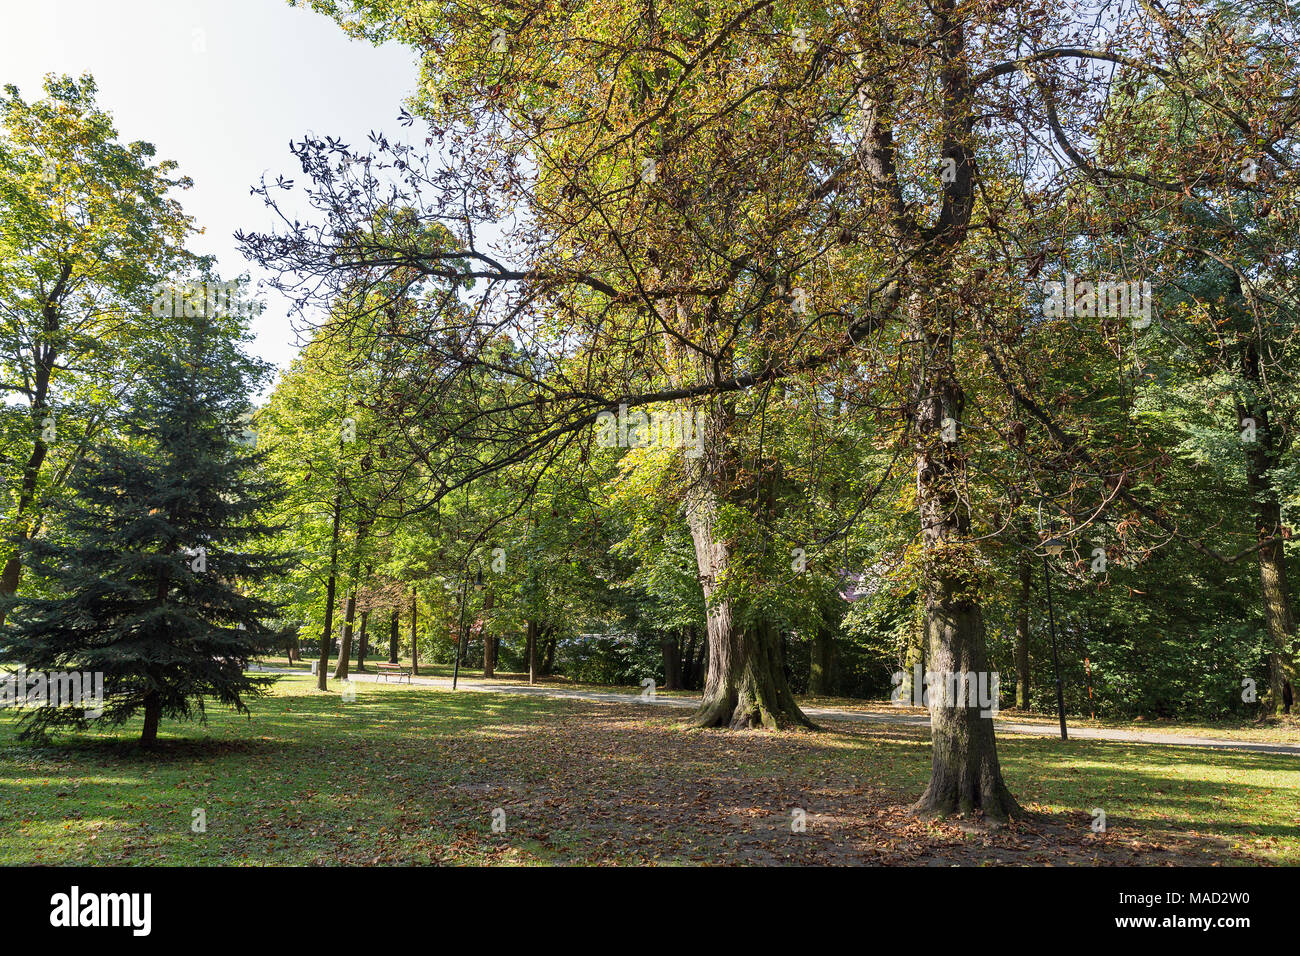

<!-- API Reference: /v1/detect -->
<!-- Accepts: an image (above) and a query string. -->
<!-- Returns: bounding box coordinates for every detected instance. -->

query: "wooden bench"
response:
[375,662,412,683]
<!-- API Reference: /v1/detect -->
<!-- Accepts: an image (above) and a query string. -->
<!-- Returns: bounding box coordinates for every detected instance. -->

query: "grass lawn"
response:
[1,674,1296,866]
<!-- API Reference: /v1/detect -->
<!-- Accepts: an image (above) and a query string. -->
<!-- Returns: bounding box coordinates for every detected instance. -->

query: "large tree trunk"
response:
[684,425,811,730]
[656,250,808,729]
[688,570,810,730]
[141,691,162,746]
[849,0,1017,819]
[388,610,399,664]
[913,589,1019,819]
[1249,462,1295,715]
[909,295,1019,822]
[1014,548,1032,710]
[1240,343,1296,715]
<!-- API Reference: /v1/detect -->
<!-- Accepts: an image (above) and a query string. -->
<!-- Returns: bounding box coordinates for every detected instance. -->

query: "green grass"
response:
[1,674,1296,865]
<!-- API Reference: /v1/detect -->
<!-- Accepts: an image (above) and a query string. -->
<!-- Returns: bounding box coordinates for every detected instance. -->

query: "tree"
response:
[0,74,197,619]
[0,314,287,745]
[251,0,1300,820]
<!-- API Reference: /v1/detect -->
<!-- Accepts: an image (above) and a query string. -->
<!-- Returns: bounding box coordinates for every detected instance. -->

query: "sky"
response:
[0,0,422,378]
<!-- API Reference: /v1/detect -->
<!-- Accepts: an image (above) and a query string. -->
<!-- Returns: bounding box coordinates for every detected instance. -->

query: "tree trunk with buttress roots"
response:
[909,297,1020,821]
[657,278,810,728]
[683,406,812,730]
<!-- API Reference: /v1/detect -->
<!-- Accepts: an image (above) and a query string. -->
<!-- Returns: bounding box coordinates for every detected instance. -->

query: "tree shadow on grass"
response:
[996,737,1299,848]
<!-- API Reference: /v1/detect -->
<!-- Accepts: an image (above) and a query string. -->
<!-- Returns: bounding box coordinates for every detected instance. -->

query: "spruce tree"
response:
[0,313,288,745]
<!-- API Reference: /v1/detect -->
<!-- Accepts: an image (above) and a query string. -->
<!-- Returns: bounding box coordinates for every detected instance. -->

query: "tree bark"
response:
[1239,342,1296,714]
[849,0,1018,819]
[913,591,1019,819]
[683,424,812,729]
[657,248,808,729]
[908,293,1020,822]
[389,609,399,664]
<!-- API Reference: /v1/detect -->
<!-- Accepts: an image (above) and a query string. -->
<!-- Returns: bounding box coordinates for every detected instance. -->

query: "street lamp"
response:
[1039,524,1069,741]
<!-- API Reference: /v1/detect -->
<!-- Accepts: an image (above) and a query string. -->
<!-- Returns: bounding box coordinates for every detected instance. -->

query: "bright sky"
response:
[0,0,421,378]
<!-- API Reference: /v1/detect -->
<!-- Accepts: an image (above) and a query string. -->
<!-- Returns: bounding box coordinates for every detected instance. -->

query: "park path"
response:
[254,665,1300,756]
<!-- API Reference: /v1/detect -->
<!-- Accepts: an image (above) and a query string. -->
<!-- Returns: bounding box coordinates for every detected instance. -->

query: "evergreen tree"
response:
[0,312,288,745]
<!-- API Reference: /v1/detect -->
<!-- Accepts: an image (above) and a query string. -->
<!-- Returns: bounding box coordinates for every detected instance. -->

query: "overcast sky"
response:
[0,0,421,379]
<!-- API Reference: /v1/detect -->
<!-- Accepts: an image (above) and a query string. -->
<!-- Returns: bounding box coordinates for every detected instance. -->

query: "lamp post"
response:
[452,566,485,691]
[1041,532,1069,741]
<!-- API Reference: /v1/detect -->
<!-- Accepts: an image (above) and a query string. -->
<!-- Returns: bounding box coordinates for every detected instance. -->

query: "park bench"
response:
[375,662,412,683]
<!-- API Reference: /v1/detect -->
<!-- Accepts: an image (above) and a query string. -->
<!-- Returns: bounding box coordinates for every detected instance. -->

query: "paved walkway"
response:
[254,665,1300,755]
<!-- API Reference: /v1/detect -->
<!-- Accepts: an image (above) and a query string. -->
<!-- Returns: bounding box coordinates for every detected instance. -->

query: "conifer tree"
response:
[0,311,288,745]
